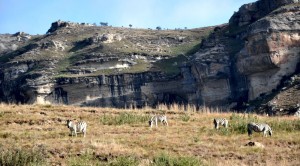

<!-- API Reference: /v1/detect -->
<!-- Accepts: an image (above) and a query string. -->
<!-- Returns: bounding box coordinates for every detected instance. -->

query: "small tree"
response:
[100,22,108,26]
[129,24,132,28]
[156,26,162,30]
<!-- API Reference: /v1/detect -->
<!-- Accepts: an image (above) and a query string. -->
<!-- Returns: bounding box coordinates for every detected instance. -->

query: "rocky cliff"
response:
[190,0,300,112]
[0,0,299,114]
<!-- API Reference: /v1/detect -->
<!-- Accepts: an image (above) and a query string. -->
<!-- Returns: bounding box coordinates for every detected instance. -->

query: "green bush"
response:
[0,146,47,166]
[100,112,150,125]
[227,113,257,134]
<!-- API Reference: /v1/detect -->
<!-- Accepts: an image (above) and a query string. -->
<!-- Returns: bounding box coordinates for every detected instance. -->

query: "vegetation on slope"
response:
[0,24,214,78]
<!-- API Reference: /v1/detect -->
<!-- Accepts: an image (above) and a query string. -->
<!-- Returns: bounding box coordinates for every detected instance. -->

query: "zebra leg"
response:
[225,121,228,128]
[213,119,217,129]
[155,118,158,127]
[263,129,267,137]
[247,128,252,136]
[74,128,77,137]
[165,119,168,126]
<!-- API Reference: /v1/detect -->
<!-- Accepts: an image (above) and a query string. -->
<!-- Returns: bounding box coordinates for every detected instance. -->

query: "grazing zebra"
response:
[149,115,168,127]
[247,122,272,137]
[66,120,87,137]
[213,118,228,129]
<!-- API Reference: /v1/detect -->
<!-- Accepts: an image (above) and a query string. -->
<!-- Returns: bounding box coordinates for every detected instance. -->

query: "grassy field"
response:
[0,103,299,166]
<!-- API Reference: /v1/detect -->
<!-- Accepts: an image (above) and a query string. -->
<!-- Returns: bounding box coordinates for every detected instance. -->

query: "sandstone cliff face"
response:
[43,68,197,108]
[237,3,300,100]
[0,0,299,112]
[190,0,300,108]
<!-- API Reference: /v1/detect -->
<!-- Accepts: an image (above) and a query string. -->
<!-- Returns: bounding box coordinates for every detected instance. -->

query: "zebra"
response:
[149,115,168,127]
[213,118,228,129]
[66,120,87,137]
[247,122,272,137]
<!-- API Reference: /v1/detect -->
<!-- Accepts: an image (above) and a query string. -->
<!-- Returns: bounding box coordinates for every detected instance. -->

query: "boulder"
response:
[245,141,265,148]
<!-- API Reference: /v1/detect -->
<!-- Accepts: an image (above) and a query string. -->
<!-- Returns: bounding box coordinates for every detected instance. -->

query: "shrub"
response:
[228,113,258,134]
[180,114,190,122]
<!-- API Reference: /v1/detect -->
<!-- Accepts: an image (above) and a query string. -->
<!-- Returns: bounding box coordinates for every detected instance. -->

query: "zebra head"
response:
[269,128,272,136]
[66,120,72,129]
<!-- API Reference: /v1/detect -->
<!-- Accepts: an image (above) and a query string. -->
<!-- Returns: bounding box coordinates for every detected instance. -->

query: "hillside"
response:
[0,23,212,76]
[0,22,214,108]
[0,104,299,165]
[0,0,299,115]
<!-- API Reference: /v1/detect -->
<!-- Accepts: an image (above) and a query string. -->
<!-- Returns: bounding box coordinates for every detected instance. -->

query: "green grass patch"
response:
[267,119,300,132]
[153,54,187,75]
[100,112,150,125]
[109,156,139,166]
[0,146,47,166]
[170,41,201,56]
[227,113,258,134]
[67,152,100,166]
[121,59,151,74]
[153,152,204,166]
[214,113,300,136]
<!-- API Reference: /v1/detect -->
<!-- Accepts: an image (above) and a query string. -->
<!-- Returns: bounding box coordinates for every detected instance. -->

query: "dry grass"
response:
[0,103,299,165]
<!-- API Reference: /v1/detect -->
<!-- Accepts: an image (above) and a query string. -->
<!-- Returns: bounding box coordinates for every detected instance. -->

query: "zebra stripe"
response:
[66,120,87,137]
[213,118,228,129]
[247,122,272,137]
[149,115,168,127]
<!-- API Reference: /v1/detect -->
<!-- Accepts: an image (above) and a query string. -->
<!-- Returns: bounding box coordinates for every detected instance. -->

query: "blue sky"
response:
[0,0,255,34]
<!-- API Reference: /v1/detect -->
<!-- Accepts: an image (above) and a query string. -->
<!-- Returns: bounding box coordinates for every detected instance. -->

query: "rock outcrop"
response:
[0,0,299,113]
[237,3,300,100]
